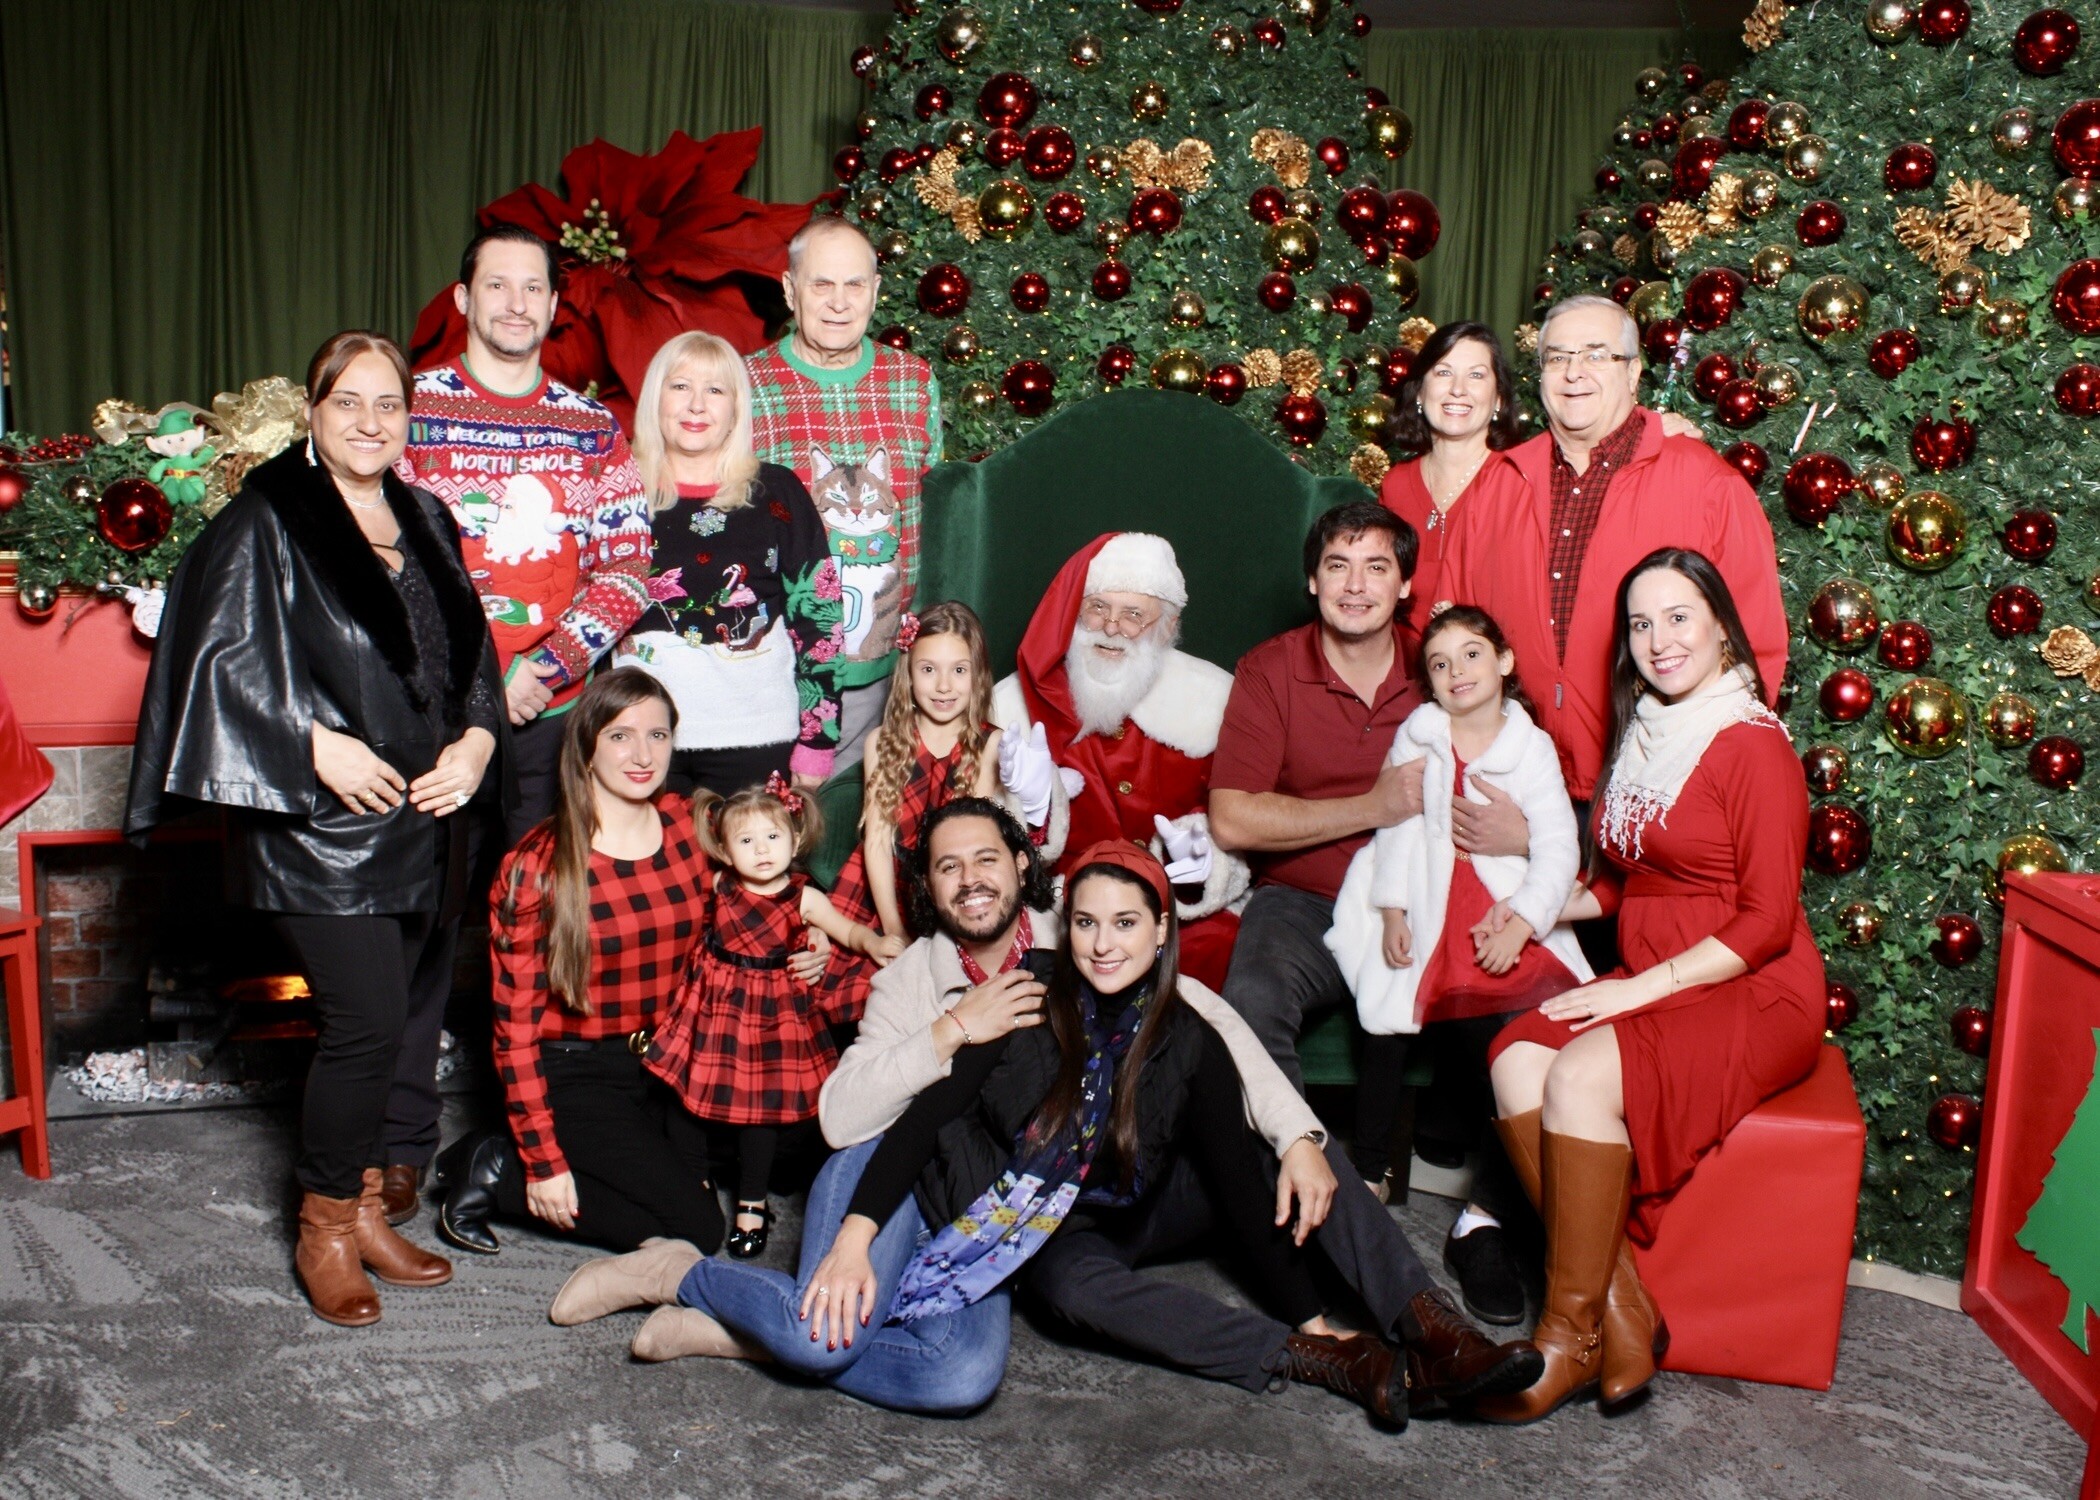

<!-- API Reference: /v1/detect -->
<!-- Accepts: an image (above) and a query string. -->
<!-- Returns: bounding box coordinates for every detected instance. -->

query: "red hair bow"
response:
[764,769,805,816]
[895,611,922,650]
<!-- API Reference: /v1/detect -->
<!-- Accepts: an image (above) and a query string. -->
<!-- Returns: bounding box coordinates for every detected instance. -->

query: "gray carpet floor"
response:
[0,1105,2084,1500]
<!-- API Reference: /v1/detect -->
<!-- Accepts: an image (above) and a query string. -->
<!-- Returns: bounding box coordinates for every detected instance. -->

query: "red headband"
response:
[1068,839,1172,913]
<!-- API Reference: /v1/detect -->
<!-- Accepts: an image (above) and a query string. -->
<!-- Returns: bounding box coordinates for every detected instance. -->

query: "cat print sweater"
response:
[613,466,847,775]
[397,362,652,715]
[745,336,941,690]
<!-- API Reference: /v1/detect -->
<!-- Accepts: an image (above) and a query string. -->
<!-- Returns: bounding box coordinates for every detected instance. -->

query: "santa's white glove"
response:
[1153,814,1213,888]
[999,721,1059,826]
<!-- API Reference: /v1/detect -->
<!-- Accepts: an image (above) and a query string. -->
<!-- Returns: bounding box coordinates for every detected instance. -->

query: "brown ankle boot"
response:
[1474,1131,1634,1424]
[297,1191,381,1327]
[1283,1332,1410,1428]
[1496,1112,1664,1406]
[356,1168,454,1287]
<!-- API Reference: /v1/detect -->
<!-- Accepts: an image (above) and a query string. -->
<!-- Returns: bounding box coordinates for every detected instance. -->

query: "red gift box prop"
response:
[1632,1044,1864,1390]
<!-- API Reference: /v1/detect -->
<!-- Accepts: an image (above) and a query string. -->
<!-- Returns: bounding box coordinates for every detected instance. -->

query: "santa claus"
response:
[992,533,1249,989]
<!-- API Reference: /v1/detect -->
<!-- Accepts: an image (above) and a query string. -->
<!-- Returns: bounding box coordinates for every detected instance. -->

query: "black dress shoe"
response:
[1442,1224,1527,1326]
[1399,1288,1543,1411]
[725,1202,772,1259]
[436,1132,517,1255]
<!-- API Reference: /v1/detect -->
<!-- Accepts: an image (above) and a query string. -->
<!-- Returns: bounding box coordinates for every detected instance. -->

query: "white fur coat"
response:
[1326,700,1592,1035]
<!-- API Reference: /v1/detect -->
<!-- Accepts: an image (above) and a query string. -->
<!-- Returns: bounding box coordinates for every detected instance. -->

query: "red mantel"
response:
[0,560,154,747]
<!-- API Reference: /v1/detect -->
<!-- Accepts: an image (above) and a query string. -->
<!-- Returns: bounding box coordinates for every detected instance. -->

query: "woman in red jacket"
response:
[1477,548,1825,1422]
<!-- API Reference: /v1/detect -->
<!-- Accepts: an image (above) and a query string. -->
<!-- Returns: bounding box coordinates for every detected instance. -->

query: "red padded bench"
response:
[1632,1044,1864,1390]
[0,907,49,1179]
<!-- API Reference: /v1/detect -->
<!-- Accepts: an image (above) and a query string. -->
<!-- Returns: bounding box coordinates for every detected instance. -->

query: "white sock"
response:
[1451,1208,1501,1239]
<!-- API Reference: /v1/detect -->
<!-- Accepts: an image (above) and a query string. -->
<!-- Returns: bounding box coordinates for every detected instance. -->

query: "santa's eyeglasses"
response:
[1079,597,1160,632]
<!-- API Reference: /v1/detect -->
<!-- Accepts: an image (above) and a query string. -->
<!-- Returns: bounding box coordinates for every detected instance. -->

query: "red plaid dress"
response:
[828,729,978,940]
[646,872,837,1126]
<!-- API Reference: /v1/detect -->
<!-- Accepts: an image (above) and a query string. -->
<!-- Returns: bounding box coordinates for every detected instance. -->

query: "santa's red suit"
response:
[992,533,1249,989]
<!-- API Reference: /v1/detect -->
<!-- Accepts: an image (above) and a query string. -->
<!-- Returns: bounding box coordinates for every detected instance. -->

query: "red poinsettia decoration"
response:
[409,128,814,431]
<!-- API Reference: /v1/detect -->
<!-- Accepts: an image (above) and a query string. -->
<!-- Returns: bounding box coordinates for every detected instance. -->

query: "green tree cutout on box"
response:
[2017,1028,2100,1351]
[838,0,1437,481]
[1530,4,2099,1276]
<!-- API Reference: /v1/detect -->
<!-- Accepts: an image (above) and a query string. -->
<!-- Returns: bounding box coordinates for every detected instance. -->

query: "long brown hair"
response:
[495,668,678,1016]
[1027,864,1187,1195]
[692,782,824,868]
[1389,321,1524,455]
[864,600,994,826]
[1418,604,1536,717]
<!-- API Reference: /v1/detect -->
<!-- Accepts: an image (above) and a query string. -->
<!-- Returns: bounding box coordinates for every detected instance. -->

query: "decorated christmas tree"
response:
[1534,2,2099,1275]
[2017,1029,2100,1350]
[836,0,1438,479]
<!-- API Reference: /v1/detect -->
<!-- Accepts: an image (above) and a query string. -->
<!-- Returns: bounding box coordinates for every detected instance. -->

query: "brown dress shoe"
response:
[296,1191,381,1327]
[381,1164,423,1226]
[356,1168,453,1288]
[1400,1288,1543,1409]
[1283,1332,1409,1428]
[1495,1111,1665,1405]
[1473,1132,1635,1424]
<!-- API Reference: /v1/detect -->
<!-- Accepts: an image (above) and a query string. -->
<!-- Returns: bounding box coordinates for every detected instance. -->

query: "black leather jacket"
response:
[124,445,507,916]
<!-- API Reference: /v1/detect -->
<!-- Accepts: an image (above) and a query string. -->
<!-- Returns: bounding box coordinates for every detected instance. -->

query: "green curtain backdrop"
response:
[0,3,1737,435]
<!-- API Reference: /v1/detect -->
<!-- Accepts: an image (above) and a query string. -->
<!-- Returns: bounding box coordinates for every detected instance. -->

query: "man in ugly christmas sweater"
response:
[398,224,652,838]
[745,217,941,770]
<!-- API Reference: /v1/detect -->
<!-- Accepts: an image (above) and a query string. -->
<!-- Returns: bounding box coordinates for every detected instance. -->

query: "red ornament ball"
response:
[1596,164,1625,195]
[1252,16,1286,48]
[1916,0,1971,45]
[982,128,1024,169]
[2054,362,2100,415]
[1826,982,1860,1031]
[1001,359,1056,417]
[1128,188,1183,236]
[1316,137,1350,175]
[1275,392,1328,447]
[97,478,172,553]
[1021,126,1077,181]
[850,45,878,79]
[1097,344,1136,385]
[1884,142,1938,192]
[2003,510,2058,562]
[1930,912,1985,966]
[1379,347,1416,397]
[1868,328,1922,379]
[1672,137,1728,200]
[1351,11,1372,35]
[1131,0,1182,11]
[833,146,867,183]
[1205,362,1248,405]
[873,324,913,352]
[1797,199,1847,246]
[1631,202,1660,232]
[1383,190,1440,259]
[1927,1093,1982,1149]
[0,466,26,514]
[1728,99,1771,151]
[1091,259,1132,301]
[1909,413,1975,471]
[2015,9,2081,75]
[2054,100,2100,177]
[878,147,918,183]
[1010,272,1050,313]
[917,263,971,317]
[1806,803,1872,875]
[1950,1006,1993,1057]
[1337,185,1386,238]
[1043,192,1087,233]
[1609,275,1642,304]
[1820,667,1876,723]
[1682,266,1746,331]
[1257,271,1297,312]
[1783,453,1855,526]
[1723,441,1770,486]
[1987,583,2045,637]
[976,71,1039,130]
[1693,352,1737,401]
[2052,258,2100,333]
[1249,186,1288,225]
[915,83,952,120]
[1877,619,1934,671]
[1714,378,1766,429]
[1328,282,1373,332]
[2029,734,2085,789]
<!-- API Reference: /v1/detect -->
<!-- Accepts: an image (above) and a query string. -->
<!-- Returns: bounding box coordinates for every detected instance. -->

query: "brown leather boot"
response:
[1283,1332,1410,1428]
[1496,1111,1665,1406]
[296,1192,381,1327]
[381,1163,422,1226]
[1473,1131,1633,1424]
[355,1168,454,1287]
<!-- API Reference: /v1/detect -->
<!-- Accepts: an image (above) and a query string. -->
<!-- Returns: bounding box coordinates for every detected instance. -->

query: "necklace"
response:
[342,491,389,511]
[1421,450,1488,528]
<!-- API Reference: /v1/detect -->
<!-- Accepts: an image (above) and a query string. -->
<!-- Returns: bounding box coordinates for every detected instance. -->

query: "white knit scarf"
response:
[1597,665,1782,858]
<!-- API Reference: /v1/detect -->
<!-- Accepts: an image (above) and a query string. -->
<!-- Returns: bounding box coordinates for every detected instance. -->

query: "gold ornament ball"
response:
[1068,31,1103,68]
[1679,92,1714,118]
[2054,177,2099,223]
[1980,299,2030,341]
[1798,274,1869,344]
[854,188,891,223]
[1286,0,1332,32]
[959,380,998,415]
[1367,106,1413,160]
[1648,230,1681,273]
[1266,217,1321,272]
[873,228,911,264]
[1886,489,1967,571]
[1994,108,2038,156]
[941,324,980,365]
[62,474,98,506]
[1864,0,1916,44]
[1783,134,1831,184]
[1570,228,1610,260]
[1613,123,1639,150]
[944,120,981,153]
[1755,363,1801,408]
[1349,394,1396,443]
[1210,25,1243,57]
[1802,743,1850,791]
[1681,116,1723,144]
[977,179,1034,239]
[1285,187,1323,222]
[1634,67,1670,100]
[1739,168,1785,218]
[1808,577,1881,652]
[1628,280,1677,329]
[1131,81,1168,122]
[1095,219,1128,254]
[1150,348,1208,393]
[1856,461,1906,508]
[854,111,880,141]
[1764,102,1812,149]
[1838,902,1884,947]
[1992,833,2069,905]
[1305,291,1331,316]
[1590,204,1629,235]
[1636,158,1673,194]
[1983,691,2039,748]
[1166,287,1207,328]
[935,6,986,64]
[1938,265,1988,314]
[1750,245,1796,286]
[1383,254,1421,309]
[1086,150,1120,183]
[1884,677,1969,759]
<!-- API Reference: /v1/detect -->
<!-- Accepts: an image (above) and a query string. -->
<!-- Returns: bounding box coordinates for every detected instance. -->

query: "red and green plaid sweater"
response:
[745,336,942,690]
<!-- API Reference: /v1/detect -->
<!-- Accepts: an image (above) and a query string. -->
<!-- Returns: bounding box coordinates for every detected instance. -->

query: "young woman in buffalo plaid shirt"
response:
[645,778,893,1258]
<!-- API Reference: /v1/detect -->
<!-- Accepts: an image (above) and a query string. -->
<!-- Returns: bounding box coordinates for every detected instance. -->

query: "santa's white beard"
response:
[1065,624,1173,737]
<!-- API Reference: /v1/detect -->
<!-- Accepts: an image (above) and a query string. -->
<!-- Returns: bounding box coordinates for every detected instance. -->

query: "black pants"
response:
[492,1044,725,1254]
[666,741,794,800]
[505,712,568,846]
[276,909,459,1198]
[1352,1013,1527,1224]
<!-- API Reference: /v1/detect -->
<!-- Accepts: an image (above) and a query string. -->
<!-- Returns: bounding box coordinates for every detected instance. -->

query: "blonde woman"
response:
[617,332,846,797]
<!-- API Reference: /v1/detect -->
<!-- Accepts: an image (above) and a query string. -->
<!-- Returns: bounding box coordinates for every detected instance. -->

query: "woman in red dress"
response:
[1478,548,1825,1422]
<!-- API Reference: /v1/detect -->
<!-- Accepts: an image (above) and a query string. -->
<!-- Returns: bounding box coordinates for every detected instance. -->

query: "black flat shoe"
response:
[726,1202,771,1259]
[1443,1224,1527,1327]
[436,1131,517,1255]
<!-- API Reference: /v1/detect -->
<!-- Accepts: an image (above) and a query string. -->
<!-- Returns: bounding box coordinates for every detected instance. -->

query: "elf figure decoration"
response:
[143,411,218,507]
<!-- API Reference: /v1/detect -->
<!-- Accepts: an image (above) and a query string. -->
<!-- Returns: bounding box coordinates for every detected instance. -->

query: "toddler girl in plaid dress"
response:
[648,775,892,1257]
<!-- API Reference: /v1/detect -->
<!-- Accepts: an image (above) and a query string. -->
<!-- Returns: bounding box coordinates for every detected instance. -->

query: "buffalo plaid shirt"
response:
[489,795,710,1180]
[1545,411,1644,661]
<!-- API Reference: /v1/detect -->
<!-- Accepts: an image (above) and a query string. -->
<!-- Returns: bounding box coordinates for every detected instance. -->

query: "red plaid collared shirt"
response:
[1545,411,1644,661]
[489,795,710,1179]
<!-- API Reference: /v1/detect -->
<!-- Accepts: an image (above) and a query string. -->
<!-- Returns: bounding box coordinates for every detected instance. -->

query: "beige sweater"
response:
[818,908,1326,1155]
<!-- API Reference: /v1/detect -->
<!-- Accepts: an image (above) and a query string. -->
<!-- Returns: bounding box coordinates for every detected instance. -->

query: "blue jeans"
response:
[676,1137,1012,1415]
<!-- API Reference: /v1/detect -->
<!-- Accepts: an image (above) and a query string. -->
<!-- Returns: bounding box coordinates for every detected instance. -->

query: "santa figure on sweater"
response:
[993,533,1250,989]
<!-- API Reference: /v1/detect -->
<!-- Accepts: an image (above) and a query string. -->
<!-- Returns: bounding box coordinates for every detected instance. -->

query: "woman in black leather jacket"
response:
[126,331,505,1327]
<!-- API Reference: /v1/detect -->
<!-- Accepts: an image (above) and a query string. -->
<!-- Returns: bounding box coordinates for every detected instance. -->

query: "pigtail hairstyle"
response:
[692,779,824,867]
[1417,604,1536,717]
[494,668,679,1016]
[862,600,995,826]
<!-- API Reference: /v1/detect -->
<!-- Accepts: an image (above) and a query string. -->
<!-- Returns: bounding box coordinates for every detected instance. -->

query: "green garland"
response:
[0,434,195,609]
